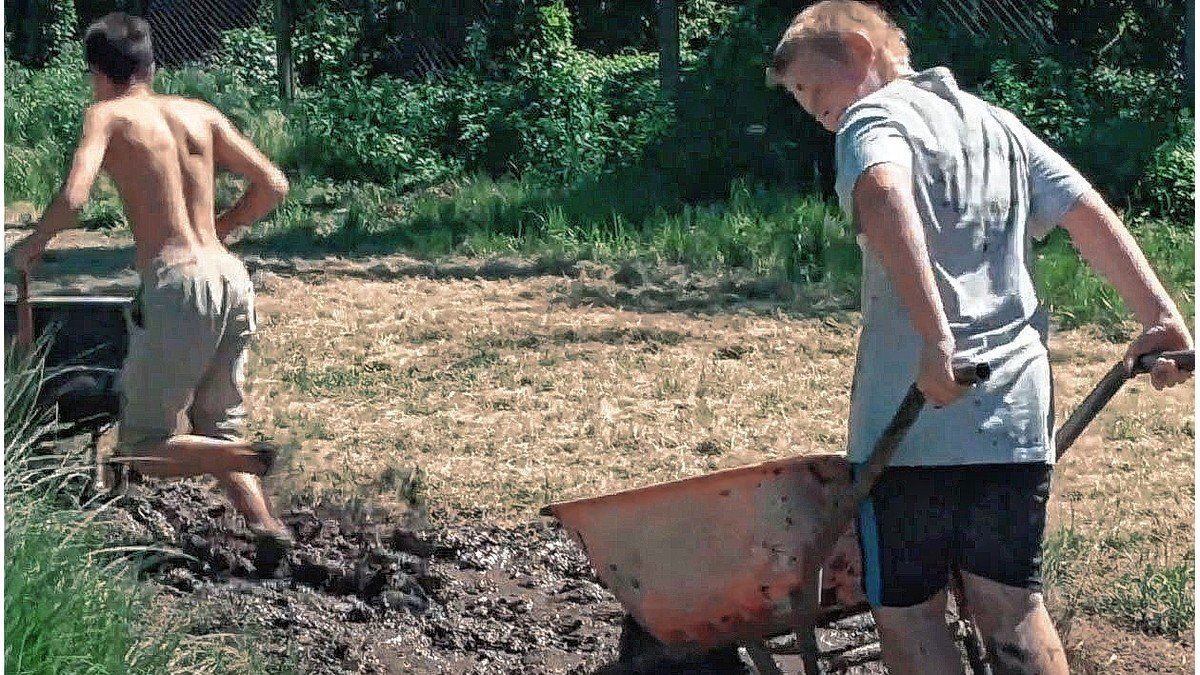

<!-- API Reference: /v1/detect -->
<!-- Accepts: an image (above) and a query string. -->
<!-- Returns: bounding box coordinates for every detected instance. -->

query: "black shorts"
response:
[854,462,1052,608]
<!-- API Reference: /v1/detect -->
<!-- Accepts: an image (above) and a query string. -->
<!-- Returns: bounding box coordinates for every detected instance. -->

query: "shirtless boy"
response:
[768,2,1191,673]
[12,13,292,543]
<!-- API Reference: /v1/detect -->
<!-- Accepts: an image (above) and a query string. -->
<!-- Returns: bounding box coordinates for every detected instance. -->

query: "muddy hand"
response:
[917,337,967,406]
[1125,318,1194,390]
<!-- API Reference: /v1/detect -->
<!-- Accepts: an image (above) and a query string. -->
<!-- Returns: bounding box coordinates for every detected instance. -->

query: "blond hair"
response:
[769,1,912,84]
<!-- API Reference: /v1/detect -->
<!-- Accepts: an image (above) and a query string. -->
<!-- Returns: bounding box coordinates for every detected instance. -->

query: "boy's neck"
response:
[851,70,889,104]
[99,80,153,101]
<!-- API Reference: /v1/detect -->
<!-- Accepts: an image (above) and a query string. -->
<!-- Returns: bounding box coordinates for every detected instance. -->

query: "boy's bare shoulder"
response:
[82,99,121,126]
[154,95,234,128]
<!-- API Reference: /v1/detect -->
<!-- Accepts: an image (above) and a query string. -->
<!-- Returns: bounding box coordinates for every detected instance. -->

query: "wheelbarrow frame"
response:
[543,349,1193,674]
[7,271,132,460]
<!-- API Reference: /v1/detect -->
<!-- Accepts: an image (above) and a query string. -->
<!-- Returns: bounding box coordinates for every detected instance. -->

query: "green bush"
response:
[293,3,360,85]
[4,57,88,150]
[213,27,278,91]
[977,57,1183,209]
[1134,113,1196,224]
[289,72,459,187]
[6,0,79,65]
[3,56,89,203]
[286,2,670,190]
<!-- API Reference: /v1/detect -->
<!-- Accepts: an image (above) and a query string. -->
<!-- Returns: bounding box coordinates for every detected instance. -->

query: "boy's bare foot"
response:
[248,520,295,548]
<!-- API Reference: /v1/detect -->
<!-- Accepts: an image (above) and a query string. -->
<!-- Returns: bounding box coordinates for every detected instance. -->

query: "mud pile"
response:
[108,480,626,673]
[107,479,884,674]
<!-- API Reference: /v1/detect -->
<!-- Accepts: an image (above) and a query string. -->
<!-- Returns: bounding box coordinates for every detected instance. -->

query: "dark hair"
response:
[84,13,154,84]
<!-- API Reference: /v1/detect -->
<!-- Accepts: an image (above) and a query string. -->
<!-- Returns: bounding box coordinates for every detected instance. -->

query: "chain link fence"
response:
[146,0,265,66]
[4,0,1071,92]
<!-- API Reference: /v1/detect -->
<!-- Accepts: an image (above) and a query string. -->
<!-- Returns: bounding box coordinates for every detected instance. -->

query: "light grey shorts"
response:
[118,252,256,449]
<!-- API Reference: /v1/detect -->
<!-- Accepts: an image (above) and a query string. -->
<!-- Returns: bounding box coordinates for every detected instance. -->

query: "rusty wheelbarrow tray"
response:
[542,351,1193,673]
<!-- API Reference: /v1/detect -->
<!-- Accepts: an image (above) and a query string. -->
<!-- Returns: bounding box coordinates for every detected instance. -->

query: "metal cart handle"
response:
[1056,349,1194,459]
[807,361,991,582]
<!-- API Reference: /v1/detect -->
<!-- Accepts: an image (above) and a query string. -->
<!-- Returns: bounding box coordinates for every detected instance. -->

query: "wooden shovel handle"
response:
[16,270,33,349]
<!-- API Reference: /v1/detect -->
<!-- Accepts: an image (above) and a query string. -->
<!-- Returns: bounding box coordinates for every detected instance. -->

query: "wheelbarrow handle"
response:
[952,362,992,385]
[1132,349,1194,376]
[806,361,991,581]
[1056,349,1194,460]
[16,269,33,349]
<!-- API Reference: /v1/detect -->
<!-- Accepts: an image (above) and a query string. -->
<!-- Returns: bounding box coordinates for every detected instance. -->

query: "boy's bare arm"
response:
[211,112,289,240]
[12,106,112,271]
[854,163,965,405]
[1060,190,1192,386]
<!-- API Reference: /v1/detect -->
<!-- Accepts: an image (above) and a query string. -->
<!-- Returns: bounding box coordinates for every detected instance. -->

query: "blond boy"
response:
[12,13,293,544]
[769,2,1191,673]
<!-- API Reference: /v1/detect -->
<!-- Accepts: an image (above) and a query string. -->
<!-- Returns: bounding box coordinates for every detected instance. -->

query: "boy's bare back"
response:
[84,94,286,269]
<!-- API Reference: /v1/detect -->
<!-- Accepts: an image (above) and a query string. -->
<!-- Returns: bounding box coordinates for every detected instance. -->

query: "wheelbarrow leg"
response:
[789,577,822,675]
[741,642,784,675]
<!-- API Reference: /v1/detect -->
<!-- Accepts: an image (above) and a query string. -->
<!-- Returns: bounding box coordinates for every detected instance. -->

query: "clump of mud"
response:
[108,479,628,673]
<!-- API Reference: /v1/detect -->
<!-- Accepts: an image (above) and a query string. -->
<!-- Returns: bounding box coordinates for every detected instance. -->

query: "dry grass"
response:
[249,273,860,519]
[1041,335,1194,669]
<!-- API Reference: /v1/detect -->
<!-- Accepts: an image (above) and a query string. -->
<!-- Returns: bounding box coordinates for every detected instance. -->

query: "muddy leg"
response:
[872,588,965,675]
[120,434,268,478]
[959,572,1068,675]
[123,435,287,536]
[217,471,287,535]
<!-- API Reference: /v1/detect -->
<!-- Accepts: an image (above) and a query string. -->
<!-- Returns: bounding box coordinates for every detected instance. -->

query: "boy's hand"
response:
[10,233,48,274]
[918,337,968,406]
[1125,317,1193,390]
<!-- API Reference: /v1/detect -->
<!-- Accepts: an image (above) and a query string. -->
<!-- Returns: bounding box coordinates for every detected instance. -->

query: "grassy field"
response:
[238,265,1194,670]
[3,217,1193,671]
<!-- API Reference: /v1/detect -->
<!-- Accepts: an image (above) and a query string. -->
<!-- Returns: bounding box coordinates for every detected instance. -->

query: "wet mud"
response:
[106,479,886,674]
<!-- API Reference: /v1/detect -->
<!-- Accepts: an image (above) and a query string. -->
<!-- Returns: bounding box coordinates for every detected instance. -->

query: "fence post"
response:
[275,0,295,100]
[656,0,679,100]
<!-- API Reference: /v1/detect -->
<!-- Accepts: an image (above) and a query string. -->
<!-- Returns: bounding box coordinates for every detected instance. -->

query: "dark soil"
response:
[105,479,887,674]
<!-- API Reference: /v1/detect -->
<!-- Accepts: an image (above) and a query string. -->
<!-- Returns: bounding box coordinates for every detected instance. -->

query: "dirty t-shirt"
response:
[835,67,1091,466]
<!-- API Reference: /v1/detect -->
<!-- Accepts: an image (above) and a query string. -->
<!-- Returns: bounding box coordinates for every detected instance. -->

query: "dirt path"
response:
[10,226,1194,672]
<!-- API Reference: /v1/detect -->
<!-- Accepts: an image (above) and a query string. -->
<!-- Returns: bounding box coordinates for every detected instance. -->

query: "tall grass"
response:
[243,175,863,285]
[4,340,268,673]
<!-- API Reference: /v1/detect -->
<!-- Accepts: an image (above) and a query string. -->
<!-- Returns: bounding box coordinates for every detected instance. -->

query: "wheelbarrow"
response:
[5,270,131,441]
[541,350,1193,673]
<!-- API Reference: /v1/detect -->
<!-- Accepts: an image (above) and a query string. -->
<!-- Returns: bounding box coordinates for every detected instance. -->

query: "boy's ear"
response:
[840,29,875,76]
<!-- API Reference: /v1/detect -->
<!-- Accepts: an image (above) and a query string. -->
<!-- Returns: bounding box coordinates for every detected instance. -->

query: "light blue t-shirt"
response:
[835,67,1092,466]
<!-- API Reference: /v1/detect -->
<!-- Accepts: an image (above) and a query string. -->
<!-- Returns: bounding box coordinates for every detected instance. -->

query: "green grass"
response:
[240,173,863,285]
[4,341,274,673]
[1097,561,1195,638]
[1043,526,1194,640]
[1035,222,1195,331]
[236,173,1193,331]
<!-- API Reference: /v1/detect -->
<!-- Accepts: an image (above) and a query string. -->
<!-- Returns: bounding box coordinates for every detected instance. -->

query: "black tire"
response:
[616,614,749,674]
